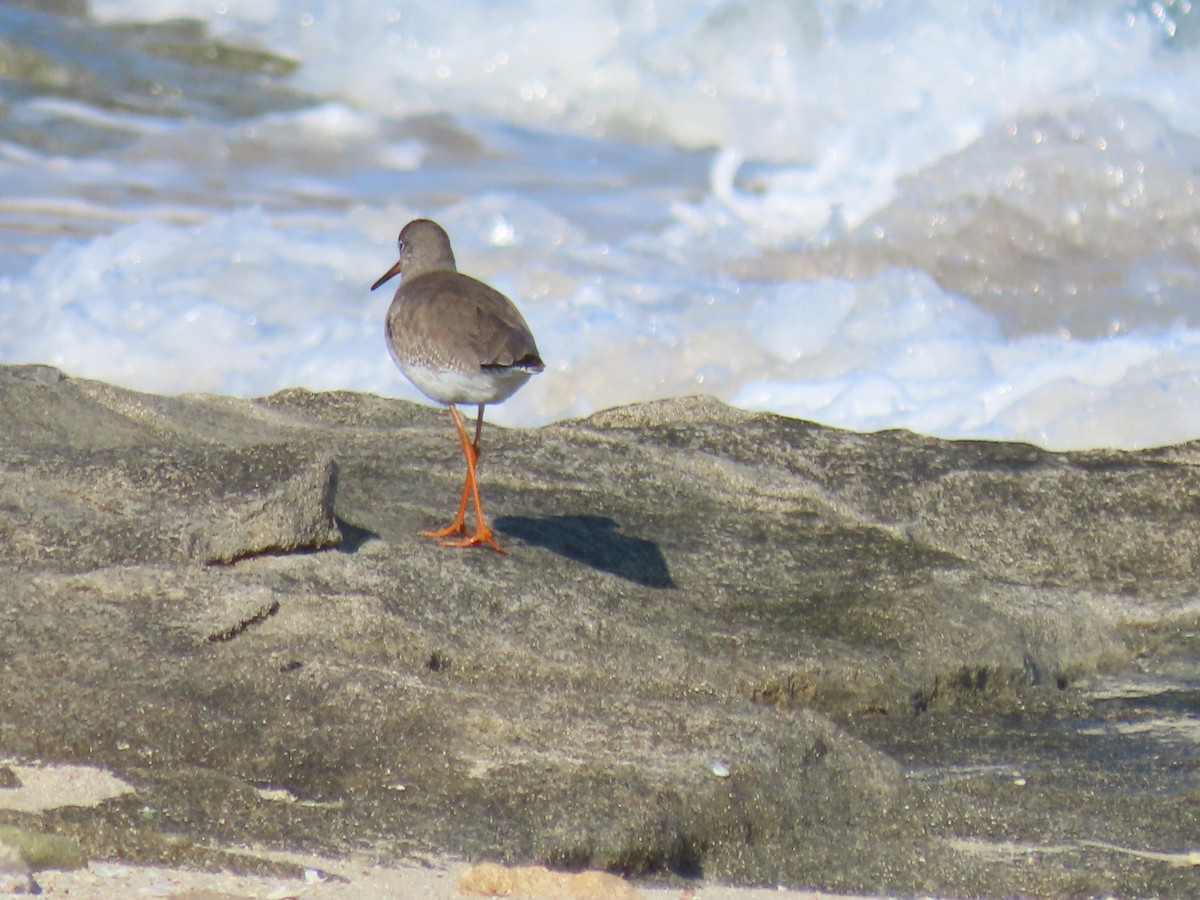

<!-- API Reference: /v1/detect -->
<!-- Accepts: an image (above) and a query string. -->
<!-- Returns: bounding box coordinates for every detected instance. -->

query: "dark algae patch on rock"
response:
[0,366,1197,896]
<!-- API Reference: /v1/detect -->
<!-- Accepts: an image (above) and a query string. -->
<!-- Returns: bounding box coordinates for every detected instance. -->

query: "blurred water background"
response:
[3,0,1200,449]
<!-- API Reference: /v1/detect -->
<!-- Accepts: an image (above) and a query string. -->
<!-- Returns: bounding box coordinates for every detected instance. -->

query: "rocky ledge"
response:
[0,364,1196,896]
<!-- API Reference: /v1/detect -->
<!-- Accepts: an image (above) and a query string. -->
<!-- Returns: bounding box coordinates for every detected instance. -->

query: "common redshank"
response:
[371,218,544,553]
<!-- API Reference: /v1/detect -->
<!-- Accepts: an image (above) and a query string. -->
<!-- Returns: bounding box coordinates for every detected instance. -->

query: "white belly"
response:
[402,363,534,406]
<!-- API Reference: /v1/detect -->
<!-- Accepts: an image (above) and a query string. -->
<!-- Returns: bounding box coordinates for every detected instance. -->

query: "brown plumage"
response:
[372,218,543,553]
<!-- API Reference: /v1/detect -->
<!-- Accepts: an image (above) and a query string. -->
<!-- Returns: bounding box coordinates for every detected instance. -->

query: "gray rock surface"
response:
[0,364,1196,896]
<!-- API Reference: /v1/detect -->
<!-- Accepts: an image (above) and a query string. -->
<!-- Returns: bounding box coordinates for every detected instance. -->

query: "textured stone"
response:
[192,454,342,564]
[0,366,1196,897]
[0,826,86,871]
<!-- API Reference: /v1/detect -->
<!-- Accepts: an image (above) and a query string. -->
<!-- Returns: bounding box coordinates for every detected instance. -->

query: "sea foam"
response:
[3,1,1199,450]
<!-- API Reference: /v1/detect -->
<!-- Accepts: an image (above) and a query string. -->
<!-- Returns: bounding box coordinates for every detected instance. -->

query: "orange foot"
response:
[420,522,468,540]
[438,529,507,555]
[420,522,507,554]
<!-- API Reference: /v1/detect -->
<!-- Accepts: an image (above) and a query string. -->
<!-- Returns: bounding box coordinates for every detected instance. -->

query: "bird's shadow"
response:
[495,514,675,589]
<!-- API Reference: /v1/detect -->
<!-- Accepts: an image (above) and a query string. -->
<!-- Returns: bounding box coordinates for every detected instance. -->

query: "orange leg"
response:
[420,404,483,540]
[420,404,505,554]
[422,468,471,541]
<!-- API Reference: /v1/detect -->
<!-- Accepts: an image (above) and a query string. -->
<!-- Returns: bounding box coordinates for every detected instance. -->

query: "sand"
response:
[27,857,872,899]
[1,760,867,899]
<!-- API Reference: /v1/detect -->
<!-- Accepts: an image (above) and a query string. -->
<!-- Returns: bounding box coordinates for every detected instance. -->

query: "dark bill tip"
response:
[370,259,404,291]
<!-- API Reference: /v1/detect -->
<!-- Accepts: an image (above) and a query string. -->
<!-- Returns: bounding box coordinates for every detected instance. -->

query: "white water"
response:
[2,0,1200,449]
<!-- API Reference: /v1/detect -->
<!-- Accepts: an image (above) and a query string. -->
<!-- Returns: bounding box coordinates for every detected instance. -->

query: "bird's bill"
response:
[370,259,404,291]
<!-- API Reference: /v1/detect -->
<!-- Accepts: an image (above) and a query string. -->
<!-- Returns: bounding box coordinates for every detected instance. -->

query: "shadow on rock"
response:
[496,514,675,588]
[334,517,381,553]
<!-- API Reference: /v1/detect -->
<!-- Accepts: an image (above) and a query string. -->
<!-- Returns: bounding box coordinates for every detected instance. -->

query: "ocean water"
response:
[2,0,1200,450]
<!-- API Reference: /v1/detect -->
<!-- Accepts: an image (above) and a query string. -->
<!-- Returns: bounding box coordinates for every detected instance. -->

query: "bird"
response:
[371,218,544,554]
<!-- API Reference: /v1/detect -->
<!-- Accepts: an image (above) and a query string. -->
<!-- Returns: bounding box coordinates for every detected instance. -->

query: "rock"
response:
[191,454,342,565]
[0,366,1196,898]
[0,369,342,570]
[0,826,86,871]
